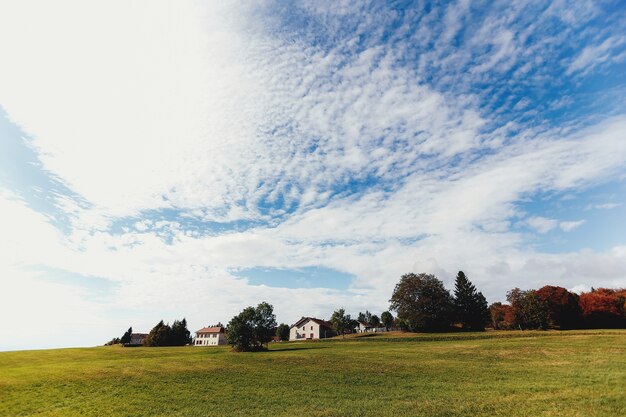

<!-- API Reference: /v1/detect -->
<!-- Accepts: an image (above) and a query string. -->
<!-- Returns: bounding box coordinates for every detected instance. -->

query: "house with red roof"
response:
[194,326,227,346]
[289,317,336,341]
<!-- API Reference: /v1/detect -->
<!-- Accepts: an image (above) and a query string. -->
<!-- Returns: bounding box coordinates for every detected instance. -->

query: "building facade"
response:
[289,317,336,341]
[194,326,227,346]
[129,333,148,345]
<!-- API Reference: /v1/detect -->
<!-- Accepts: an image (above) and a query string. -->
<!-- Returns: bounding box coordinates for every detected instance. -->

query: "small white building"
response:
[194,326,227,346]
[356,321,387,333]
[289,317,336,341]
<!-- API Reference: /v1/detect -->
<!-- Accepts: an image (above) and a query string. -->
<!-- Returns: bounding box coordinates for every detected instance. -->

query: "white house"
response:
[194,326,227,346]
[289,317,336,341]
[356,321,387,333]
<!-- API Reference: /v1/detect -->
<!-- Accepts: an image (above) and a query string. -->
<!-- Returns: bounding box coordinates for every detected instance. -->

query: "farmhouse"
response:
[356,321,387,333]
[194,326,227,346]
[290,317,336,341]
[129,333,148,345]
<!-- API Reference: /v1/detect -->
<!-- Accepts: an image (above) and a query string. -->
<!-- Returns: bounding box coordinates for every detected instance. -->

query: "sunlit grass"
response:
[1,330,624,416]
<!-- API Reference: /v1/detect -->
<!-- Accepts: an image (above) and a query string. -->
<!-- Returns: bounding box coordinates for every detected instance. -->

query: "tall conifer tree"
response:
[453,271,489,331]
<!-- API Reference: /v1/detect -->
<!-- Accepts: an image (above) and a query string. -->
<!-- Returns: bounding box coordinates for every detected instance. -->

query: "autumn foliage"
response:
[489,286,625,330]
[535,286,581,329]
[489,302,515,330]
[578,288,626,328]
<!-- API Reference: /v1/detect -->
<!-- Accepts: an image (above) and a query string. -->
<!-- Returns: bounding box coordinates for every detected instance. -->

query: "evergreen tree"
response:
[170,318,192,346]
[120,327,132,344]
[144,320,171,346]
[453,271,490,331]
[370,314,381,327]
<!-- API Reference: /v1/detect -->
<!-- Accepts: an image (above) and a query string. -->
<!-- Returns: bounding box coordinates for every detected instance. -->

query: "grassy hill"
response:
[1,330,625,416]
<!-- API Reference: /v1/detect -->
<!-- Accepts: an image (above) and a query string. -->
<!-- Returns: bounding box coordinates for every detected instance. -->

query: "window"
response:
[310,333,314,339]
[311,326,313,330]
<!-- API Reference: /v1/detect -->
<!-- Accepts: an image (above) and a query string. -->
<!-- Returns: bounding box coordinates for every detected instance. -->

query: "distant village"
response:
[114,315,388,348]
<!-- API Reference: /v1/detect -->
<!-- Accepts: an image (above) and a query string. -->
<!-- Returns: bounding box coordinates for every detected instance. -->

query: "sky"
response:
[1,0,626,351]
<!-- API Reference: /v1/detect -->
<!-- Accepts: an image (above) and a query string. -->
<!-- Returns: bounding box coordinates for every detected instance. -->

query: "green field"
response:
[1,330,625,417]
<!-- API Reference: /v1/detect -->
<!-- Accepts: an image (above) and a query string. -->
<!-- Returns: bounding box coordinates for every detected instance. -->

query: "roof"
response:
[195,326,224,334]
[291,317,333,329]
[130,333,148,338]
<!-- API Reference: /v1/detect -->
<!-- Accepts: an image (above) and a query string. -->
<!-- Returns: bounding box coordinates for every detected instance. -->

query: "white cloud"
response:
[1,1,626,350]
[587,203,621,210]
[566,36,626,76]
[560,220,586,232]
[526,216,558,233]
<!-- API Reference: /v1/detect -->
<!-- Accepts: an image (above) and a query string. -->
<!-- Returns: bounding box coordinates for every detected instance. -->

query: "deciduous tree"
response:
[227,302,277,351]
[535,286,581,329]
[276,323,290,341]
[389,273,453,331]
[506,288,549,330]
[330,308,353,337]
[489,302,515,330]
[579,288,626,328]
[381,311,394,330]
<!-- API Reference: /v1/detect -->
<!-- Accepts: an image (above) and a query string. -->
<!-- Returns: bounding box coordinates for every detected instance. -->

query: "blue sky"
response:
[1,0,625,350]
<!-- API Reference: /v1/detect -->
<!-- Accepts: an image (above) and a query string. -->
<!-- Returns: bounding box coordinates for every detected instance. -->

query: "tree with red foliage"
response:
[489,302,515,330]
[578,288,626,328]
[535,286,581,329]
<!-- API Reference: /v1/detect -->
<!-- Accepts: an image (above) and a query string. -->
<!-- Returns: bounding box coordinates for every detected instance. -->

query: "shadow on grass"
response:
[266,344,331,352]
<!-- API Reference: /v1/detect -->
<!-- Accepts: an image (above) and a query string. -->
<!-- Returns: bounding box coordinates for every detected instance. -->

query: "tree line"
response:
[105,319,192,347]
[106,271,625,351]
[387,271,626,331]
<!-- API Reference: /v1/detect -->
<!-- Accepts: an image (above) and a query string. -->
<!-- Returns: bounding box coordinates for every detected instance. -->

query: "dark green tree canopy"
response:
[369,314,381,327]
[330,308,353,337]
[357,311,372,324]
[453,271,490,331]
[380,311,394,329]
[276,323,290,341]
[144,320,170,346]
[389,273,454,331]
[120,327,132,345]
[170,318,192,346]
[227,302,277,352]
[143,319,191,346]
[507,288,549,330]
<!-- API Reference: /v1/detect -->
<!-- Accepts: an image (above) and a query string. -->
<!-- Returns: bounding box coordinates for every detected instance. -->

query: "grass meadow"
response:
[1,330,624,417]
